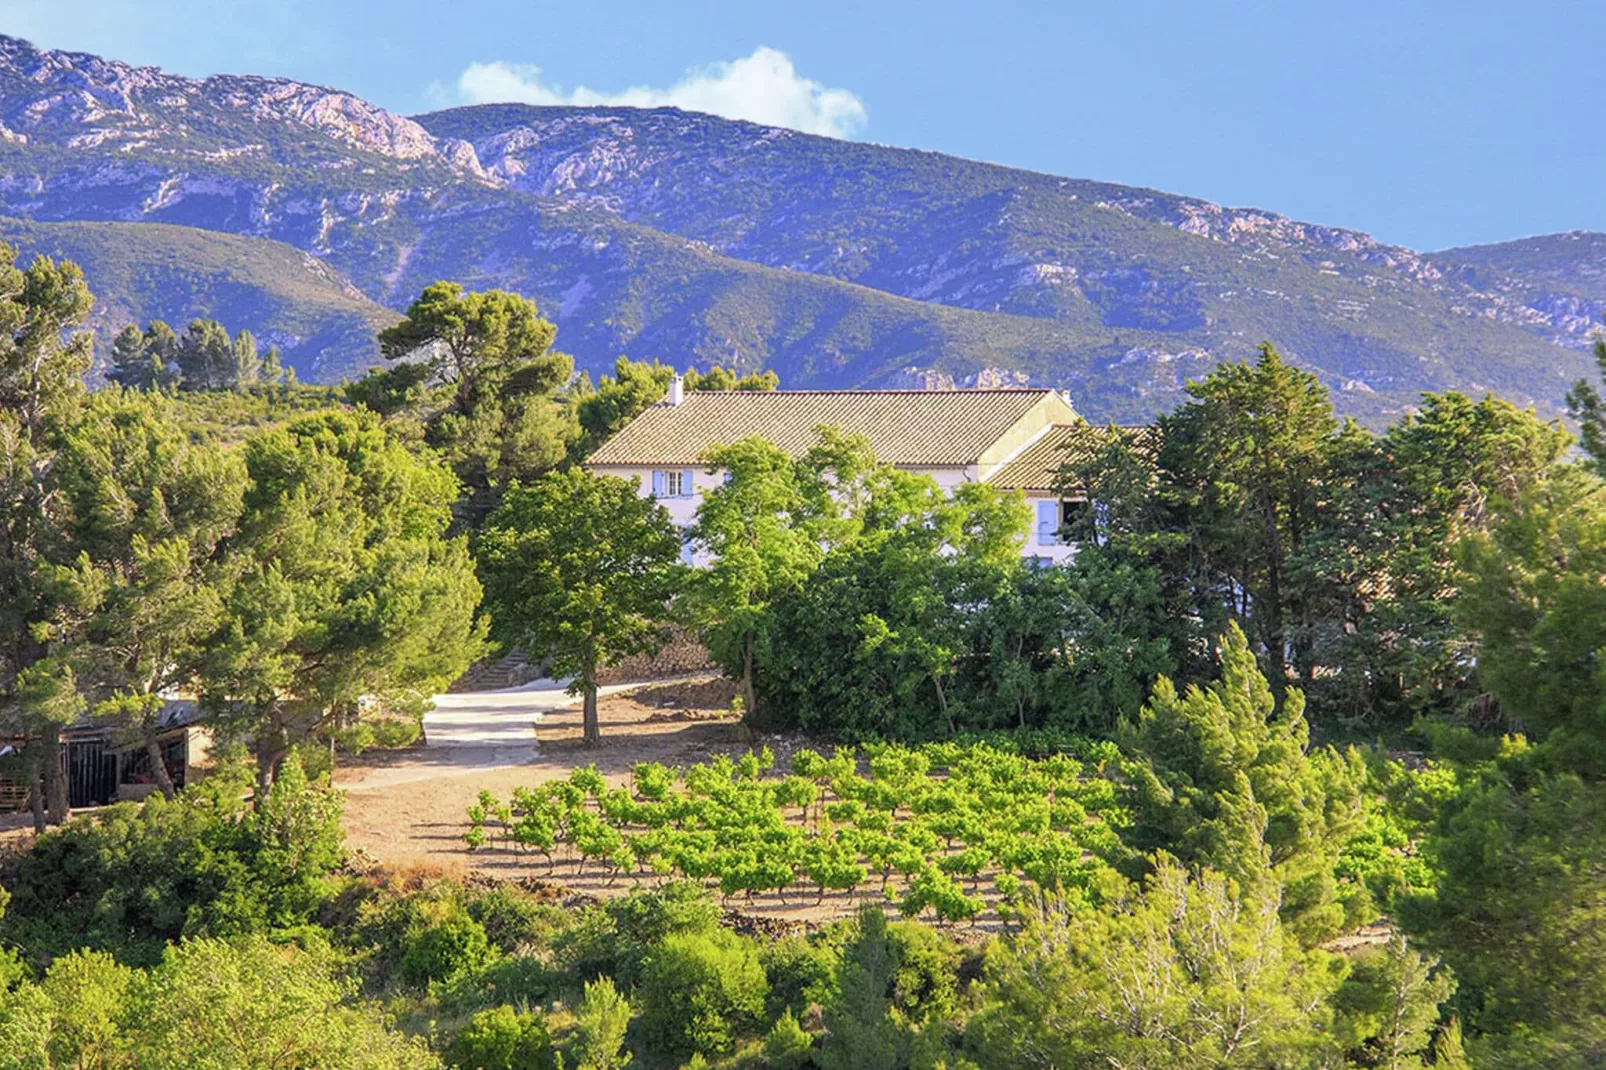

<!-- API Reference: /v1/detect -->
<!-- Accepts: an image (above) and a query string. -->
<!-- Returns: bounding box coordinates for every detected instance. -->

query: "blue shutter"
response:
[651,471,664,497]
[682,470,694,498]
[1036,499,1059,546]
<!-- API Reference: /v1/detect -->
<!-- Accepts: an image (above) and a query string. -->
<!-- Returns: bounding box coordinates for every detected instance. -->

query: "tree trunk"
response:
[581,644,602,746]
[144,735,177,800]
[29,758,45,834]
[740,635,757,720]
[43,732,68,826]
[932,673,957,736]
[254,700,286,807]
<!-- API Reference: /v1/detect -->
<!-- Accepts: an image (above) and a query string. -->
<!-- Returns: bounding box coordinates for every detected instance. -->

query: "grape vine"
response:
[464,741,1129,926]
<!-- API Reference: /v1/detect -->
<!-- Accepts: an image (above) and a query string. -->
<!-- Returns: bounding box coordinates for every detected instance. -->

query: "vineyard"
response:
[463,740,1130,925]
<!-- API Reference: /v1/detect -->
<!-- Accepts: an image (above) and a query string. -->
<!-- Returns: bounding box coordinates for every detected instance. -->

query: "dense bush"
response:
[447,1005,557,1070]
[0,756,343,965]
[0,937,440,1070]
[638,929,769,1057]
[400,906,493,987]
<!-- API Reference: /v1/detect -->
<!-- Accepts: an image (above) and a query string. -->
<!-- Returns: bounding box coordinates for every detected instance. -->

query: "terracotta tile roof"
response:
[986,423,1158,492]
[586,389,1062,467]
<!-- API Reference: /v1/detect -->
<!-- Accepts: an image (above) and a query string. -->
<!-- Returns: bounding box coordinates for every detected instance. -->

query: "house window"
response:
[680,532,697,565]
[651,470,694,498]
[1035,499,1063,547]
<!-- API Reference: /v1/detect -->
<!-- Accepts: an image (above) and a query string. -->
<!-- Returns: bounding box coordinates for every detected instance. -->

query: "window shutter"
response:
[651,471,664,497]
[1036,499,1059,546]
[682,470,694,498]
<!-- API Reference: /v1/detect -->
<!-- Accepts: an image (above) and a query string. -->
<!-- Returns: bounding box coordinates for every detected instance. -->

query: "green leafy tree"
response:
[379,281,567,414]
[684,364,780,392]
[966,858,1342,1069]
[375,282,576,521]
[572,358,779,462]
[477,468,682,745]
[1122,623,1367,946]
[47,388,245,798]
[569,977,633,1070]
[175,318,237,391]
[1401,468,1606,1058]
[639,929,769,1057]
[203,409,484,793]
[231,327,261,389]
[573,357,676,461]
[448,1005,557,1070]
[1454,465,1606,768]
[0,245,95,828]
[816,907,902,1070]
[1309,393,1567,722]
[1332,934,1457,1070]
[1157,343,1340,700]
[685,437,822,716]
[1565,335,1606,474]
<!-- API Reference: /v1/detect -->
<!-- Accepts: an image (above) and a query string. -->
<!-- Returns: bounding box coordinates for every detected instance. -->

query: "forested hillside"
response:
[0,33,1599,421]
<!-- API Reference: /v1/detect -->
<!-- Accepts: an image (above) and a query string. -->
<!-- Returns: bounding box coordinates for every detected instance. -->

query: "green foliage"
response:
[346,360,433,416]
[569,977,633,1070]
[401,906,493,988]
[203,406,484,787]
[1121,623,1367,945]
[477,468,683,744]
[1332,934,1456,1070]
[0,755,342,964]
[1565,336,1606,475]
[1399,743,1606,1056]
[966,857,1345,1069]
[816,908,901,1070]
[1455,465,1606,771]
[447,1005,557,1070]
[759,1009,814,1068]
[639,929,768,1057]
[685,436,827,717]
[375,282,575,521]
[46,386,246,796]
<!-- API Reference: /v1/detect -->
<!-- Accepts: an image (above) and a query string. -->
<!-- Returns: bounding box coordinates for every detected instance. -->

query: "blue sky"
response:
[3,0,1601,251]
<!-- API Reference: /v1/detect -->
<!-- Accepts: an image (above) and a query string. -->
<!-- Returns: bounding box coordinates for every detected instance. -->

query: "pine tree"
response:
[816,907,901,1070]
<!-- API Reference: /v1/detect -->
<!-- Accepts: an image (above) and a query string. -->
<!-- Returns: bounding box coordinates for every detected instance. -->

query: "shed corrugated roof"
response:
[586,389,1059,467]
[986,424,1158,492]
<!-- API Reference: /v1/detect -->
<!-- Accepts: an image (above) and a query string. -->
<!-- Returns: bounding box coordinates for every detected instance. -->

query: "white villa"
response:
[585,377,1115,565]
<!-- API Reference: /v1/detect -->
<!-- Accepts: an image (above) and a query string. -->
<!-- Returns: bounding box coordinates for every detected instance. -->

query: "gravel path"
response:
[341,679,640,792]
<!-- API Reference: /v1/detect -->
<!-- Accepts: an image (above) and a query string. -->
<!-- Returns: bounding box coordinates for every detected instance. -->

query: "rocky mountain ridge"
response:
[0,33,1597,422]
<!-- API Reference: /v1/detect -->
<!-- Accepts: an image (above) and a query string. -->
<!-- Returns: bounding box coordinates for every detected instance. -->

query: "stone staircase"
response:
[448,649,546,693]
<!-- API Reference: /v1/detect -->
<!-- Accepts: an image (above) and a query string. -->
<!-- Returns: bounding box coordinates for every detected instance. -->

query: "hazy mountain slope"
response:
[1433,232,1606,348]
[0,217,395,380]
[0,34,1592,422]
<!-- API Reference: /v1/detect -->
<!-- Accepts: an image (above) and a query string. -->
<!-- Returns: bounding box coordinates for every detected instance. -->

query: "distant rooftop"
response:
[985,424,1158,492]
[586,389,1066,468]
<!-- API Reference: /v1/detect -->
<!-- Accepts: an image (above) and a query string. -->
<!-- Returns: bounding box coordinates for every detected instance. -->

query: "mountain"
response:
[0,217,395,380]
[0,34,1595,421]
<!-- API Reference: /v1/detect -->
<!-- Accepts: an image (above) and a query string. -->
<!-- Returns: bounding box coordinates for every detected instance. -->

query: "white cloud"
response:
[449,47,867,139]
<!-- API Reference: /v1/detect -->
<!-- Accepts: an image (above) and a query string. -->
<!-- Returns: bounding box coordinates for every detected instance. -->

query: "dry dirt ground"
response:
[335,677,915,928]
[340,678,749,871]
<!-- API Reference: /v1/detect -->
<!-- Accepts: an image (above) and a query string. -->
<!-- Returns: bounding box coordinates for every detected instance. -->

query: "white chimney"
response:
[667,373,685,406]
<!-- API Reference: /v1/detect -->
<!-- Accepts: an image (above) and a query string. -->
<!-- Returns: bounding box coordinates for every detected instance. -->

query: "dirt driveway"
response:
[336,676,753,874]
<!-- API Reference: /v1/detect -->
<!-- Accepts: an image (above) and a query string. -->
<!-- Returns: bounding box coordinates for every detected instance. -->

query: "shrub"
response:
[402,908,492,987]
[639,929,768,1057]
[0,755,344,965]
[569,977,632,1070]
[761,1008,814,1067]
[448,1005,556,1070]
